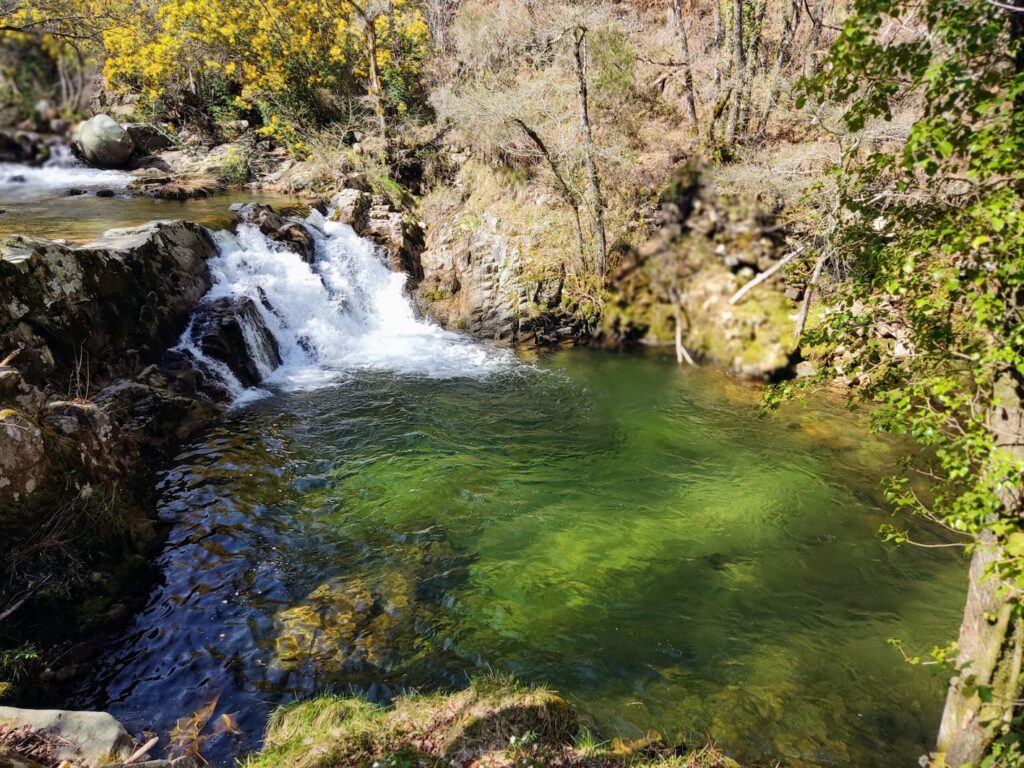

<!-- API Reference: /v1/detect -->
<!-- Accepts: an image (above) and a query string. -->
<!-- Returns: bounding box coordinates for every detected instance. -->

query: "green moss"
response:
[243,677,740,768]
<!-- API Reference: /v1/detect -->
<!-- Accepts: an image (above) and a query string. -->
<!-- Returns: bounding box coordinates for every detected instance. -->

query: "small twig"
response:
[0,348,20,367]
[729,247,806,305]
[126,736,159,764]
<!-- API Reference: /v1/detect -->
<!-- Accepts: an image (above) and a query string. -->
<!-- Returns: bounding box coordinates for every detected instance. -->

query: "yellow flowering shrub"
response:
[98,0,431,133]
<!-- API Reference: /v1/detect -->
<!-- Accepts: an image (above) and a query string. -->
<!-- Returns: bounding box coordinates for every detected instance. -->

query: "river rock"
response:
[123,123,173,153]
[189,296,282,388]
[0,221,216,389]
[0,409,47,506]
[40,400,134,480]
[0,707,133,766]
[0,749,47,768]
[158,349,235,403]
[329,188,371,231]
[0,366,46,415]
[75,115,135,169]
[235,204,315,263]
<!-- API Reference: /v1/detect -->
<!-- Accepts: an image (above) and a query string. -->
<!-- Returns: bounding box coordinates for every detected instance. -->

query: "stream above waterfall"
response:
[0,156,302,242]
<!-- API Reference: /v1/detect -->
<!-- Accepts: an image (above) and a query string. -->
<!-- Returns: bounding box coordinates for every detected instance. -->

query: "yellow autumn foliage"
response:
[101,0,430,124]
[2,0,430,130]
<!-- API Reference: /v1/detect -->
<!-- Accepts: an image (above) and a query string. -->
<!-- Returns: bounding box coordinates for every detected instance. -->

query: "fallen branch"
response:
[795,253,827,340]
[0,575,51,624]
[728,247,805,305]
[670,289,696,367]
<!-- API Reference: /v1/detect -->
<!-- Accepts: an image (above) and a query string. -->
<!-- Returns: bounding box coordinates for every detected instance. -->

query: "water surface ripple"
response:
[79,351,964,767]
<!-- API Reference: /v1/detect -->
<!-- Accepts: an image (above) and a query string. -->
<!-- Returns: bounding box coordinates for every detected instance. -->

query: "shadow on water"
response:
[75,349,965,767]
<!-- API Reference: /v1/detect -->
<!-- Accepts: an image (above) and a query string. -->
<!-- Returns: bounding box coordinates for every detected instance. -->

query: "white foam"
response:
[0,147,133,200]
[181,209,511,400]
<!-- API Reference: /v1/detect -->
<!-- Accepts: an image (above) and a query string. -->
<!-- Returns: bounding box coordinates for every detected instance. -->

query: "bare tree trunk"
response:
[935,372,1024,767]
[737,0,765,134]
[671,0,698,129]
[366,22,388,137]
[712,0,724,89]
[758,0,801,136]
[803,0,827,79]
[572,26,607,277]
[724,0,744,144]
[512,118,587,269]
[348,2,389,139]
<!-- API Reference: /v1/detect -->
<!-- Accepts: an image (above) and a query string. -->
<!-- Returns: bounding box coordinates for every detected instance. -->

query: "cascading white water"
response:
[180,209,509,400]
[0,145,133,200]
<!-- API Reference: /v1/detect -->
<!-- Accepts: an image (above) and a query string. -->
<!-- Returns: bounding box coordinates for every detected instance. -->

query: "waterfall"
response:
[179,210,507,400]
[0,145,133,200]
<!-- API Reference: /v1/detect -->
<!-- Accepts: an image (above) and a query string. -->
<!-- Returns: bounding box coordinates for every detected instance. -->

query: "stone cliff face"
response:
[416,211,523,341]
[0,221,217,388]
[409,163,797,369]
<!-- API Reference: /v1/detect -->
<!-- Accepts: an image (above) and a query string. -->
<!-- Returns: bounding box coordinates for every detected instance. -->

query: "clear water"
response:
[0,159,301,242]
[77,349,965,768]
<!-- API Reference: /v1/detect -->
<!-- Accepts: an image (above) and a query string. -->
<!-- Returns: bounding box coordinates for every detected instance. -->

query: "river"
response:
[3,159,966,767]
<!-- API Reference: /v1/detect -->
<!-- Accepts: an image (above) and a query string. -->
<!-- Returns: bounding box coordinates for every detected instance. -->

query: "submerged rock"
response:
[74,115,135,169]
[0,707,134,767]
[189,296,282,388]
[274,571,416,676]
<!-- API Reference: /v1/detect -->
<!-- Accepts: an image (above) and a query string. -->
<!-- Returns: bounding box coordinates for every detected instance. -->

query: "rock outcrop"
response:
[329,189,424,282]
[416,211,522,340]
[0,221,217,388]
[415,208,569,344]
[0,221,227,705]
[0,707,133,767]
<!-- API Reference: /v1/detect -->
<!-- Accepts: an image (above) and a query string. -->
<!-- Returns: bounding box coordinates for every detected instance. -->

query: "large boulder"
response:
[189,296,282,388]
[75,115,135,169]
[0,221,217,388]
[0,708,134,766]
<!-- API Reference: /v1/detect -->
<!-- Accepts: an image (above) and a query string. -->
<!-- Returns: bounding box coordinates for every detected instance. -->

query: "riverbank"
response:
[244,677,740,768]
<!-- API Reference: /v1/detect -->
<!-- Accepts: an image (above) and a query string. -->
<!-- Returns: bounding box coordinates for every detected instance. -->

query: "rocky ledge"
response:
[0,706,196,768]
[0,220,225,707]
[0,204,346,707]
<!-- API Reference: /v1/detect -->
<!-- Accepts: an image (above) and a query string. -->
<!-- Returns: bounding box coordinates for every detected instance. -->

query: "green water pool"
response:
[82,348,965,767]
